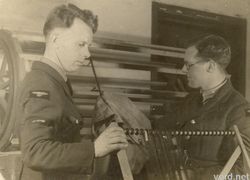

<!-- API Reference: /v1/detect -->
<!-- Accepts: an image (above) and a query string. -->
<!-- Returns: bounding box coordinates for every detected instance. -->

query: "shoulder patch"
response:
[245,108,250,117]
[29,90,50,100]
[31,119,47,124]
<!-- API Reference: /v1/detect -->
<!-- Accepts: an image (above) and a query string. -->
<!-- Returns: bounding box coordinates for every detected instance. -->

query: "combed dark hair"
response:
[43,3,98,37]
[191,35,231,69]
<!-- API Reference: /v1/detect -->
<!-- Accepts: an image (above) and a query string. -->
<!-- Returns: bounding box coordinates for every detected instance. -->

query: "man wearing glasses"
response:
[155,35,250,179]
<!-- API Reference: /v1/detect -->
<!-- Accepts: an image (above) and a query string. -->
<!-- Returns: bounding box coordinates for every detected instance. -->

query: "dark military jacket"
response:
[155,80,250,178]
[17,61,94,180]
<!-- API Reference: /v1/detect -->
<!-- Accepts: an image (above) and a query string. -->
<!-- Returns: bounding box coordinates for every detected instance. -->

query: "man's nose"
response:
[82,47,91,58]
[85,48,91,58]
[181,64,188,74]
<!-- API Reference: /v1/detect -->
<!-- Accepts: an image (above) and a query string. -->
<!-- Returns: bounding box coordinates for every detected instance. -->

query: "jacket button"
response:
[190,119,196,124]
[185,135,191,140]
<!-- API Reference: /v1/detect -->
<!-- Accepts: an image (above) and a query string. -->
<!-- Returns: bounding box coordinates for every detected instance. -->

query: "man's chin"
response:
[66,66,80,73]
[188,82,199,89]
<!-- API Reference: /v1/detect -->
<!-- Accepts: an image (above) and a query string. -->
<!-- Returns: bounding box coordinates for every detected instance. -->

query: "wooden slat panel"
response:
[73,95,169,105]
[12,31,44,42]
[14,31,185,59]
[72,82,151,92]
[93,36,185,52]
[69,76,168,87]
[20,52,185,75]
[20,53,120,68]
[72,84,187,98]
[76,105,95,117]
[92,52,177,68]
[91,47,184,59]
[71,67,151,80]
[12,30,185,53]
[92,51,150,63]
[76,102,152,117]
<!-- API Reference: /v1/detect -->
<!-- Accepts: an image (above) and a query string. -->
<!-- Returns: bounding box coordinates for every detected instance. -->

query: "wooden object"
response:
[219,125,250,178]
[0,151,22,180]
[117,150,134,180]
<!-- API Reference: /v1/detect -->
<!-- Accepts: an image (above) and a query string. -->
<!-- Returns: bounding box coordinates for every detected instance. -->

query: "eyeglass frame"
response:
[183,60,207,71]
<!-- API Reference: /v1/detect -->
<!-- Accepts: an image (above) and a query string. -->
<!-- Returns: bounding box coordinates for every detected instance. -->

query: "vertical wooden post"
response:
[219,125,250,179]
[219,146,241,177]
[233,125,250,174]
[117,150,134,180]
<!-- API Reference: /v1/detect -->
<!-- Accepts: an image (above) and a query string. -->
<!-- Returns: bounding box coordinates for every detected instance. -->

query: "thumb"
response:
[109,122,118,127]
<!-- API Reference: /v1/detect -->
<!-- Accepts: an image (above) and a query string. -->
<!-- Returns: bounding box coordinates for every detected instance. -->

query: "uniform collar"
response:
[213,78,233,99]
[31,60,72,97]
[40,57,67,81]
[201,78,228,103]
[199,78,233,107]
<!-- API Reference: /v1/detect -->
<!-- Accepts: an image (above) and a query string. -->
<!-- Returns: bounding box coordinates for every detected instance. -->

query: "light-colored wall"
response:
[0,0,152,42]
[0,0,249,99]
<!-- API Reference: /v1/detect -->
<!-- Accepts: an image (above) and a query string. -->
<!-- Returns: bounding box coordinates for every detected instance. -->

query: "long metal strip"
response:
[147,131,164,180]
[125,129,235,136]
[152,131,166,180]
[163,134,176,179]
[157,132,172,180]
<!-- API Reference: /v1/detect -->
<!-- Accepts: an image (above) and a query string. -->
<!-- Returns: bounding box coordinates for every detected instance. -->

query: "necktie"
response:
[66,79,73,96]
[198,93,204,105]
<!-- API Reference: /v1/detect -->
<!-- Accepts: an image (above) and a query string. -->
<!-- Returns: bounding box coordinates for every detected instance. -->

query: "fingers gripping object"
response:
[90,57,151,179]
[93,92,151,174]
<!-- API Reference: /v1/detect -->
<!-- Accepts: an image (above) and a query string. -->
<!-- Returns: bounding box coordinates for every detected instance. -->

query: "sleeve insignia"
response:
[31,119,46,124]
[29,91,50,100]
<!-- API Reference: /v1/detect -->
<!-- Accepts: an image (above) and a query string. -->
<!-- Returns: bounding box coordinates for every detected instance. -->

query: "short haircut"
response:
[43,3,98,37]
[190,35,231,69]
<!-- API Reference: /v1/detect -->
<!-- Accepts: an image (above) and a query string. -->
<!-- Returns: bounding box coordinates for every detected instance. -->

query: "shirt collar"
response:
[40,57,67,81]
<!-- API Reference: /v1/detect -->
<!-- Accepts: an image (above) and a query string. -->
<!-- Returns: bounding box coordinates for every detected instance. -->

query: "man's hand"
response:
[94,122,128,158]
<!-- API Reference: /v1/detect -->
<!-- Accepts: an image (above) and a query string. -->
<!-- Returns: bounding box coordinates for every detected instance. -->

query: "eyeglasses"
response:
[183,61,205,70]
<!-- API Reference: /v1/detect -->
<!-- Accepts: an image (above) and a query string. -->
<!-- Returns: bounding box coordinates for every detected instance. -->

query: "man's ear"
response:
[207,59,216,73]
[52,34,57,43]
[49,30,61,45]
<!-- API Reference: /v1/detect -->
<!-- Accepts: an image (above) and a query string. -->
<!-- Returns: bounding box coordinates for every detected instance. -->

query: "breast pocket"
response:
[200,108,227,130]
[55,114,82,142]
